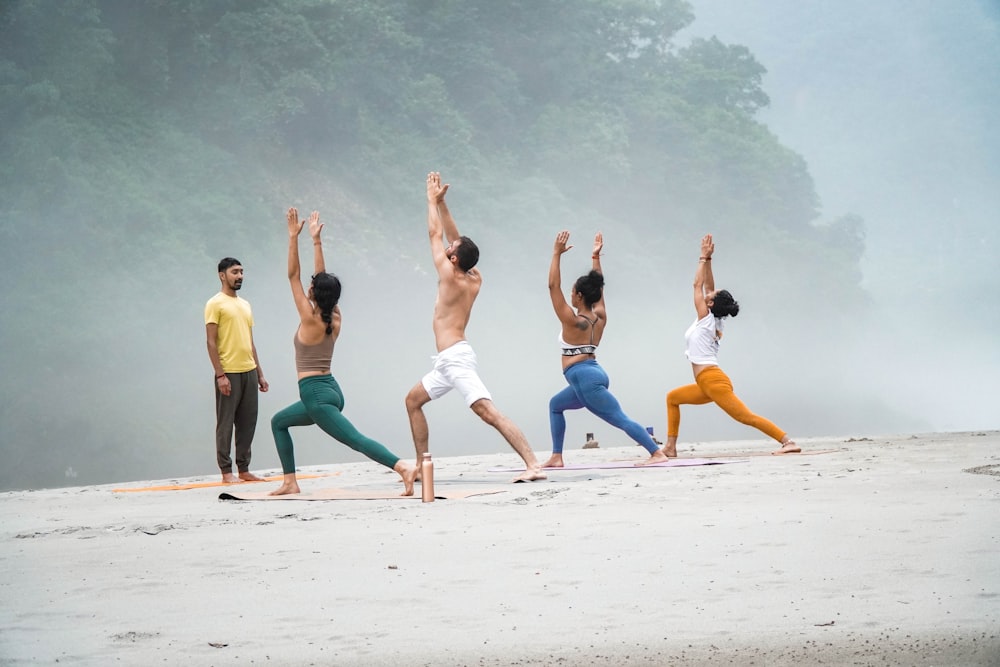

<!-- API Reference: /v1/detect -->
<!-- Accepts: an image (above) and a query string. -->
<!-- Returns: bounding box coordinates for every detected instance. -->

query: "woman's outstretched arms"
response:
[308,210,325,275]
[591,231,603,273]
[549,230,576,325]
[694,233,714,319]
[590,232,606,317]
[287,207,304,282]
[286,207,315,321]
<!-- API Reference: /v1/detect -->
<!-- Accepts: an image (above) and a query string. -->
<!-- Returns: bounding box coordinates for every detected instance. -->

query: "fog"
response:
[685,0,1000,431]
[1,1,997,492]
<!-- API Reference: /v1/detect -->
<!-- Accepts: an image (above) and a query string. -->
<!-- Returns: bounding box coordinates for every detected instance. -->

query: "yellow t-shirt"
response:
[204,293,257,373]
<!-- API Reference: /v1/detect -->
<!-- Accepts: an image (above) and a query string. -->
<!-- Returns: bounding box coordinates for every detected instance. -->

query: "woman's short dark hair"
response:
[711,289,739,318]
[311,272,342,335]
[573,270,605,309]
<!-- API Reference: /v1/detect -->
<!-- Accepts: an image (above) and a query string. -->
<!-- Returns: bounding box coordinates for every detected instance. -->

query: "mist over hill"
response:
[1,0,995,491]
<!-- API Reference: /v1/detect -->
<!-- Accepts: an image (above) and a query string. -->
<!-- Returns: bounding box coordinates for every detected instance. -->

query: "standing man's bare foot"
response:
[512,467,547,483]
[269,481,300,496]
[395,461,418,496]
[221,472,240,484]
[772,438,801,455]
[238,471,266,482]
[540,454,564,468]
[635,450,670,466]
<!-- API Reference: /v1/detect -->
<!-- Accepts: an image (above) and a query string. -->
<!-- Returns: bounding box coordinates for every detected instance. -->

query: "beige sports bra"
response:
[293,328,335,373]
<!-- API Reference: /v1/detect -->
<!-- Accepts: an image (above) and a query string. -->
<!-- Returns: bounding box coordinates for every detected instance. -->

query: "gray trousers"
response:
[215,369,259,473]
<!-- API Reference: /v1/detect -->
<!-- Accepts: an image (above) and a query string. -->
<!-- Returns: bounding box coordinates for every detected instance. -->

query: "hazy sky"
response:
[689,1,999,286]
[684,0,1000,432]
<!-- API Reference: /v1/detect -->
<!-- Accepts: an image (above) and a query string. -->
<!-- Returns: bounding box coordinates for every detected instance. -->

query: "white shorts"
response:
[421,341,492,407]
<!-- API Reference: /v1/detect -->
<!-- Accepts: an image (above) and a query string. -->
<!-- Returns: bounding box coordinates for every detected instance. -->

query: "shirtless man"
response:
[404,172,546,483]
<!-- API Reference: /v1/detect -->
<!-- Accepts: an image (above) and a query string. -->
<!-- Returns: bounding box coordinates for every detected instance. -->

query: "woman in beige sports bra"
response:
[269,208,417,496]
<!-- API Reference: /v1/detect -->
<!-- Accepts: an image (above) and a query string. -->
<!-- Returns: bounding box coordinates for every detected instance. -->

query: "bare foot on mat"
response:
[268,481,300,496]
[772,439,801,455]
[395,462,418,497]
[513,468,547,483]
[635,450,671,466]
[540,454,564,469]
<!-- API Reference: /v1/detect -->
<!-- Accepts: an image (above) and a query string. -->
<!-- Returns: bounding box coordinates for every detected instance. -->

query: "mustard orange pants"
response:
[667,366,786,442]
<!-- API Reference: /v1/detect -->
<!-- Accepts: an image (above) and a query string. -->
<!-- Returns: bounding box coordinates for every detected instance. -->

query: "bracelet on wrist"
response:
[700,257,711,261]
[216,374,226,379]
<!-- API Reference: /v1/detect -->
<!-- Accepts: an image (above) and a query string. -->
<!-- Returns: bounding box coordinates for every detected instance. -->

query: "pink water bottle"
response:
[421,453,435,503]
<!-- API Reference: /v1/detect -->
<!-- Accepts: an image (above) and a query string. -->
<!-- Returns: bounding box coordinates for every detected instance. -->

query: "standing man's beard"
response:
[233,280,243,291]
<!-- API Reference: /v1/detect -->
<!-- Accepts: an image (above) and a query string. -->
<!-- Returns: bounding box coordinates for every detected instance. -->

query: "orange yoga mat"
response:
[113,472,339,493]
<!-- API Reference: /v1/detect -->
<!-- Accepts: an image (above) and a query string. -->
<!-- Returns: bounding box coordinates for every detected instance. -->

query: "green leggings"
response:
[271,375,400,474]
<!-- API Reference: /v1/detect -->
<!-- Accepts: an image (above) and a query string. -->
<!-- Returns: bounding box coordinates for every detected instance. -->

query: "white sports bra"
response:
[559,314,598,356]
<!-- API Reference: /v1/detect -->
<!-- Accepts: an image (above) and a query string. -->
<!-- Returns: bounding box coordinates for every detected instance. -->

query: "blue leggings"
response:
[271,375,400,474]
[549,359,659,455]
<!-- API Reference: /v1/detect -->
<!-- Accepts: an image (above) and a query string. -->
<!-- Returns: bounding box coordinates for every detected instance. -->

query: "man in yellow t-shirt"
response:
[205,257,269,483]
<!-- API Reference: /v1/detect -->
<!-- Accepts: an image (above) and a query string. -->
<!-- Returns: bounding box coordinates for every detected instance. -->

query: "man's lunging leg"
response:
[471,399,546,482]
[405,383,432,463]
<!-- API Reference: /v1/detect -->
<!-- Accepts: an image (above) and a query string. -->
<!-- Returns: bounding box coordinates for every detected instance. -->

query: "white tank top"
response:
[684,313,724,365]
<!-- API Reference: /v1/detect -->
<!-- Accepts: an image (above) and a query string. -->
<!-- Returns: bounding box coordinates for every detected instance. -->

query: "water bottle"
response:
[421,452,435,503]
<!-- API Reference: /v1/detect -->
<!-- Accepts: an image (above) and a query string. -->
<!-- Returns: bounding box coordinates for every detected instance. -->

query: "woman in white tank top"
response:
[647,234,800,460]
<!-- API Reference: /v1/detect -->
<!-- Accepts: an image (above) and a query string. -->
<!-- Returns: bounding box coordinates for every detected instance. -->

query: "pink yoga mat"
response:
[487,457,746,472]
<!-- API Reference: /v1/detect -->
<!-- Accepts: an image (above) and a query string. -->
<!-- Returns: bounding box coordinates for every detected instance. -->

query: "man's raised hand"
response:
[700,233,714,258]
[426,171,449,204]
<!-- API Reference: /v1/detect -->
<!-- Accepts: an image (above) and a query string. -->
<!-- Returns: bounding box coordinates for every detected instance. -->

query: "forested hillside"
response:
[0,0,871,490]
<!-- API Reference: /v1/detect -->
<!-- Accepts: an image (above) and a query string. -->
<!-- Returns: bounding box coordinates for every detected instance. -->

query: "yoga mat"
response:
[487,457,746,472]
[114,472,339,493]
[690,449,840,458]
[219,487,507,501]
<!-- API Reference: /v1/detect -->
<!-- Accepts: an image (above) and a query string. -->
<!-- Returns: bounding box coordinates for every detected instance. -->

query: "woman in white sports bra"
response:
[652,234,799,458]
[541,230,667,468]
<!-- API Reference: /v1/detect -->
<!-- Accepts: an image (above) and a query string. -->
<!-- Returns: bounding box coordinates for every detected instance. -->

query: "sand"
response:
[1,431,998,666]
